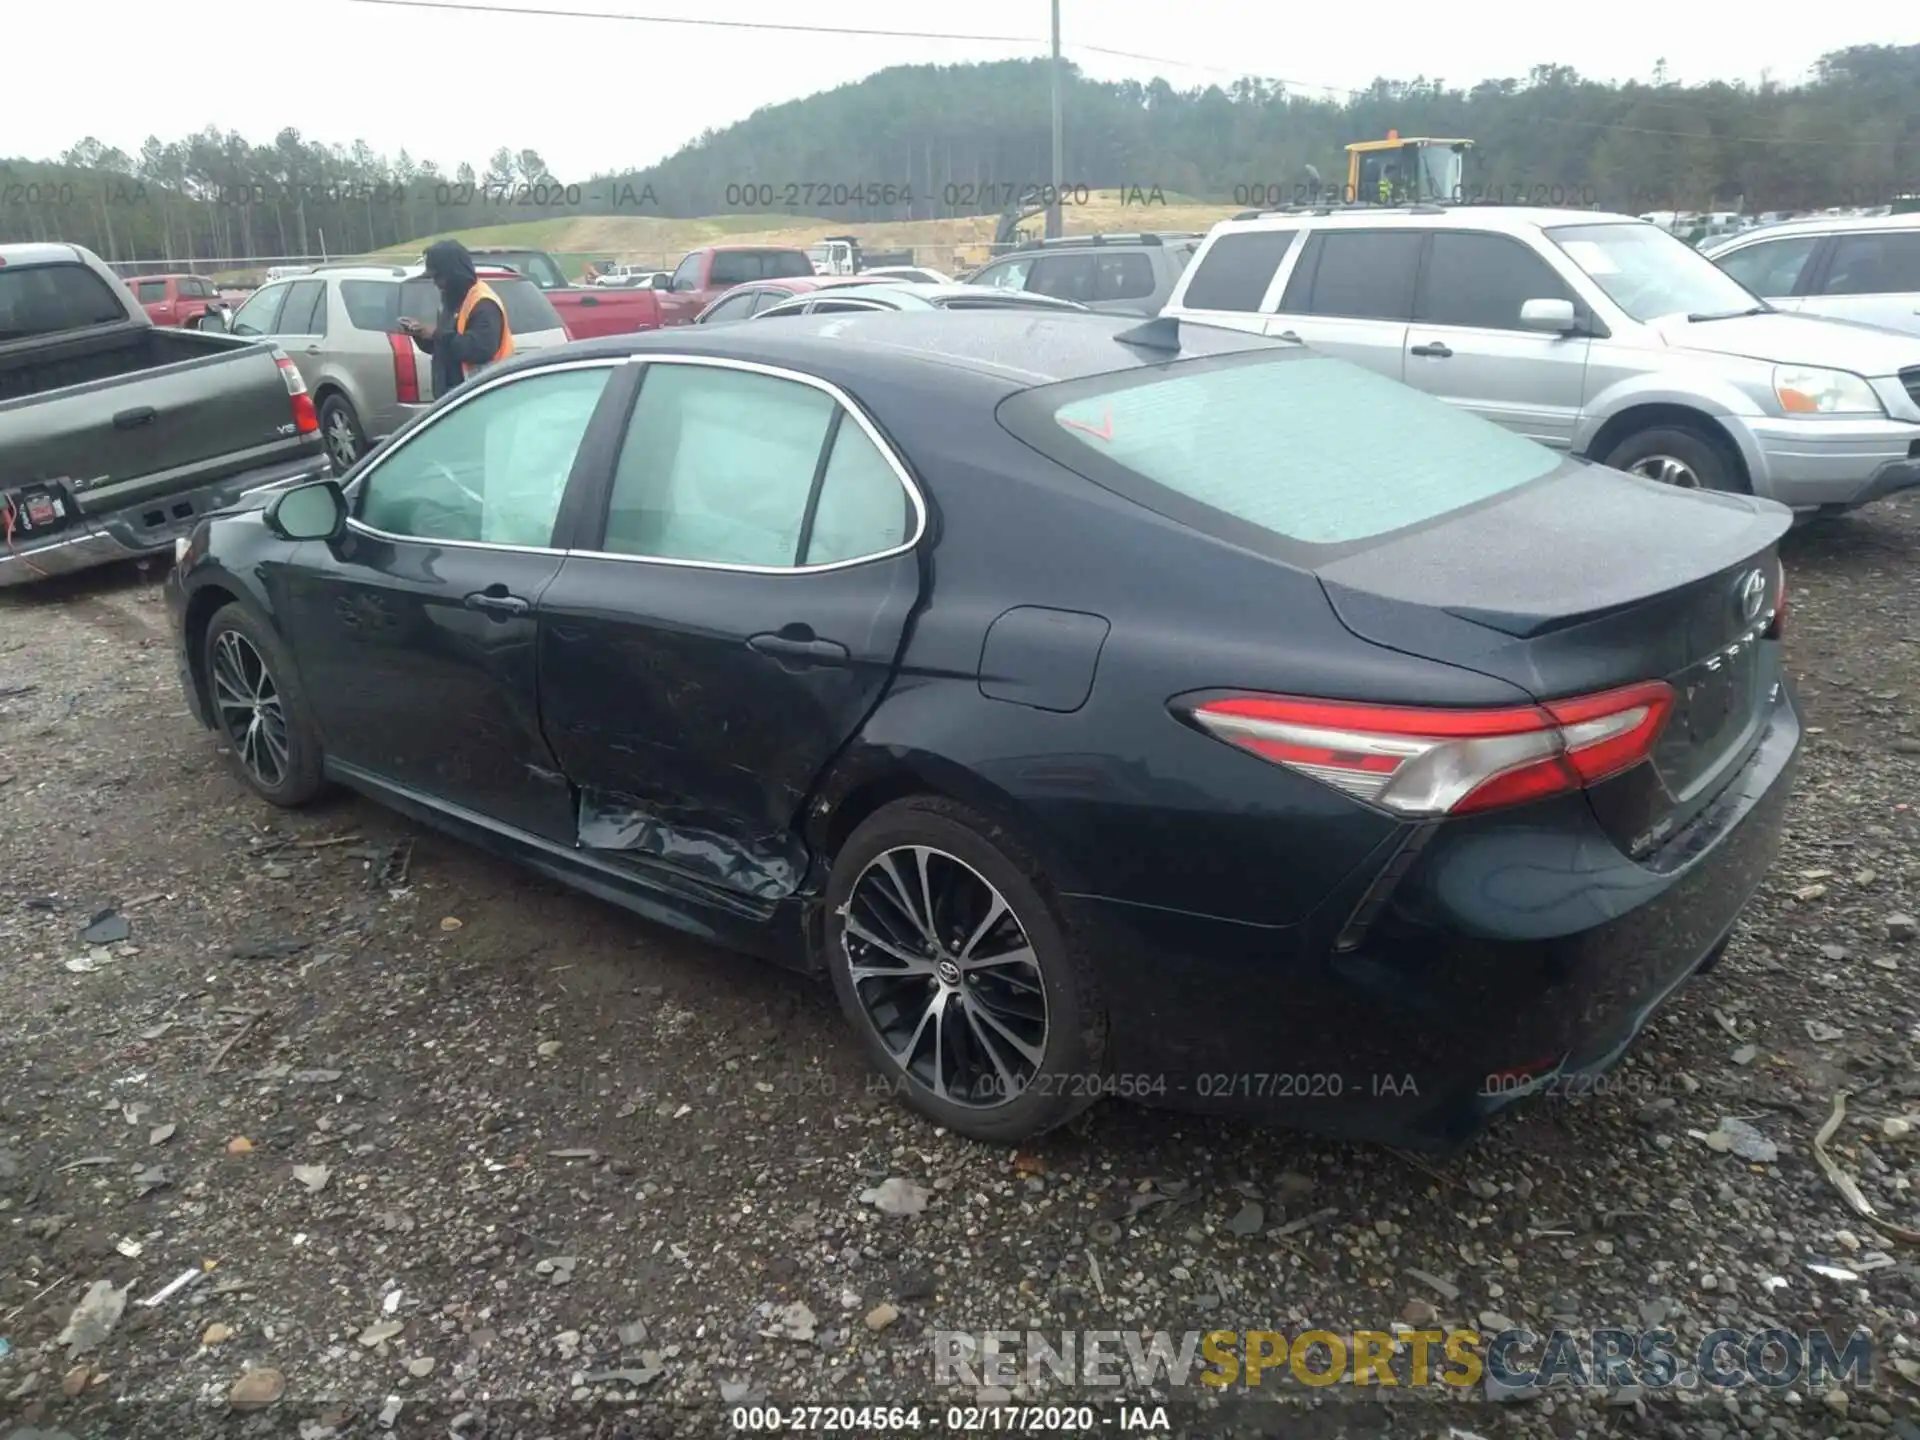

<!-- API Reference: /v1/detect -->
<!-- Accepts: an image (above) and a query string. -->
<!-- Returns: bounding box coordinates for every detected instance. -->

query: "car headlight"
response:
[1773,365,1884,416]
[174,535,190,563]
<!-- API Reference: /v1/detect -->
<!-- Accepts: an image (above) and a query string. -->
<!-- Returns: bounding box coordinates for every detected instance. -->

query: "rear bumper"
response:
[1741,413,1920,509]
[1081,681,1801,1149]
[0,453,328,588]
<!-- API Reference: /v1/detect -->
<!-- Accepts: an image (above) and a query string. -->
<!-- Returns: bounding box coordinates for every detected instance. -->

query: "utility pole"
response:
[1047,0,1064,238]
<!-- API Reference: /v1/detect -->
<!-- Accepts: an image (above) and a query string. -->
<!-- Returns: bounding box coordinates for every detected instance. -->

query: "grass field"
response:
[375,190,1242,276]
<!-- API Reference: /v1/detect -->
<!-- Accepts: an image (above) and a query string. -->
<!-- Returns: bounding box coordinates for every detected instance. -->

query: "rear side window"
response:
[180,277,214,298]
[999,351,1558,547]
[701,290,760,323]
[1714,235,1821,297]
[1095,252,1156,301]
[1415,232,1574,330]
[399,277,560,335]
[1284,231,1421,320]
[135,280,168,303]
[0,263,130,339]
[277,280,326,335]
[342,280,401,330]
[1817,231,1920,296]
[1179,231,1296,313]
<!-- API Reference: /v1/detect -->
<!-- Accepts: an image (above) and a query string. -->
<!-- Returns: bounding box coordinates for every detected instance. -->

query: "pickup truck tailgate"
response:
[0,329,309,514]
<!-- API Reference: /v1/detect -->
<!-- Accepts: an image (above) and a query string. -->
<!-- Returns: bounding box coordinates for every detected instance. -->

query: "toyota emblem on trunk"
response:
[1737,568,1767,624]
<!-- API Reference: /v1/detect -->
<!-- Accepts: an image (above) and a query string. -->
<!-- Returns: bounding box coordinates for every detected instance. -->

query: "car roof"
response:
[1702,212,1920,248]
[545,309,1284,391]
[795,282,1087,310]
[1213,206,1639,237]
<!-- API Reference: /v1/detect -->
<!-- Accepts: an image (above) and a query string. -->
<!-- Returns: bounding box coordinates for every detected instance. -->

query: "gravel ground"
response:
[1,499,1918,1440]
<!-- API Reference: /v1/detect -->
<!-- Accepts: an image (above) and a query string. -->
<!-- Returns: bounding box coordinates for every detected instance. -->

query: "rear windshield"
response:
[482,251,568,289]
[398,276,563,335]
[0,263,130,341]
[710,250,816,285]
[998,351,1560,547]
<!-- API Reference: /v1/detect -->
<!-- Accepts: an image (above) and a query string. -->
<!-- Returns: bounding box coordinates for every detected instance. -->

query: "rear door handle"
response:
[1273,330,1301,343]
[580,296,599,306]
[464,588,531,617]
[113,406,157,429]
[748,630,849,665]
[1410,342,1453,358]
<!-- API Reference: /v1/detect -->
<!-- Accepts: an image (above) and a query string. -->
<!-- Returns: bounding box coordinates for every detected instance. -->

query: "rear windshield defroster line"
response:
[994,348,1563,561]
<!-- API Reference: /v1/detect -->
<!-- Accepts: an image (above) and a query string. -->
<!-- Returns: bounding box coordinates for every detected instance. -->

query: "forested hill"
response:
[2,43,1915,264]
[604,44,1920,218]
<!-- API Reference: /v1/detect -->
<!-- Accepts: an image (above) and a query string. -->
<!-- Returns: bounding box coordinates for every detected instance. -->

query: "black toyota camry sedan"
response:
[166,311,1800,1148]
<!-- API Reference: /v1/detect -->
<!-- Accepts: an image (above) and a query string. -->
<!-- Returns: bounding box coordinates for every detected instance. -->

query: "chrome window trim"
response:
[343,351,928,577]
[344,355,627,553]
[570,352,927,576]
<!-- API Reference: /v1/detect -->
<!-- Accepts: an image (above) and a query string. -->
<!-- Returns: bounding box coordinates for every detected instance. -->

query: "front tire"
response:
[824,796,1106,1143]
[202,603,325,807]
[1602,424,1741,493]
[319,394,367,472]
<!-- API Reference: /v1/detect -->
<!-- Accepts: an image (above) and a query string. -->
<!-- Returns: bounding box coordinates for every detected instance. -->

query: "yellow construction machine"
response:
[1346,132,1473,204]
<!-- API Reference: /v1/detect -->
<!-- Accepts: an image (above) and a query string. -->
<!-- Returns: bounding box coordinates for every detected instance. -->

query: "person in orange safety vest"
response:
[397,239,514,399]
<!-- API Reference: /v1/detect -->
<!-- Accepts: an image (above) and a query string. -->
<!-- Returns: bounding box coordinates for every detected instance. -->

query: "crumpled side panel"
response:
[576,787,803,901]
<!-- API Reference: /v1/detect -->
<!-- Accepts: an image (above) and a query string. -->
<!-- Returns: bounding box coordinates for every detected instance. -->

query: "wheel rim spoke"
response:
[843,843,1049,1111]
[211,631,286,787]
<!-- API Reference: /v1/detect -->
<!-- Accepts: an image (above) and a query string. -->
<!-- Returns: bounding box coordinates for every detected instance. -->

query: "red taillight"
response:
[273,352,319,435]
[388,333,420,404]
[1183,681,1674,817]
[1766,558,1787,640]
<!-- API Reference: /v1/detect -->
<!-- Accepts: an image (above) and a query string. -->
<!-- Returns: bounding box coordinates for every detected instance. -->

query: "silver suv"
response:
[1702,214,1920,340]
[967,233,1202,316]
[226,263,570,471]
[1163,206,1920,513]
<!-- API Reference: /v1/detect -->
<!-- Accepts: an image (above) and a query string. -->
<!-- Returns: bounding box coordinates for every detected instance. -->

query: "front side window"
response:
[1819,231,1920,296]
[670,255,703,292]
[276,280,326,335]
[701,291,760,323]
[357,367,611,547]
[1547,221,1762,322]
[229,284,287,336]
[601,364,910,568]
[973,259,1032,292]
[1713,235,1822,297]
[1415,232,1575,330]
[135,280,168,303]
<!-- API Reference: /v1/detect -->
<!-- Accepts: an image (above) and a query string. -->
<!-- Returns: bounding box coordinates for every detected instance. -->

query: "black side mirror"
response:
[264,479,348,542]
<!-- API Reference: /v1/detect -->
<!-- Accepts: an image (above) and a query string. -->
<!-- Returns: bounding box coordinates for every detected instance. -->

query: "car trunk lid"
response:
[1315,463,1790,852]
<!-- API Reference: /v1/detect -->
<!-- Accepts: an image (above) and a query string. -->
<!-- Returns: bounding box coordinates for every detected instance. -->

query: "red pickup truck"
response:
[464,247,666,340]
[124,273,230,329]
[654,246,818,326]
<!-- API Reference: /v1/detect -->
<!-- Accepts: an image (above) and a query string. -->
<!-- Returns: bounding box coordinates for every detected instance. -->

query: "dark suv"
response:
[966,232,1202,316]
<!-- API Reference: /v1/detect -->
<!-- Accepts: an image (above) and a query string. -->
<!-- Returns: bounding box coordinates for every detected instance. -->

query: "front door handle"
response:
[114,406,158,429]
[1410,341,1453,358]
[1273,330,1301,343]
[748,629,849,665]
[464,586,531,617]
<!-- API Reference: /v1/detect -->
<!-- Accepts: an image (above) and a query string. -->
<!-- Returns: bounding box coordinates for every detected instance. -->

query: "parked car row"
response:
[28,195,1919,1149]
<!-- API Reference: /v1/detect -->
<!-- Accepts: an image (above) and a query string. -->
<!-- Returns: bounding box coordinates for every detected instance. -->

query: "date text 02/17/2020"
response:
[729,1404,1170,1431]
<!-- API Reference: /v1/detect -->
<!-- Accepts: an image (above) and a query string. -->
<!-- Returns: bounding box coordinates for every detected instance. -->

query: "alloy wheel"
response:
[324,410,361,469]
[842,845,1049,1108]
[210,630,290,789]
[1628,453,1700,488]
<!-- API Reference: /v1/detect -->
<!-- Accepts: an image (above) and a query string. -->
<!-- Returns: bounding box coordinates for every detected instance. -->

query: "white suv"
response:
[1162,205,1920,514]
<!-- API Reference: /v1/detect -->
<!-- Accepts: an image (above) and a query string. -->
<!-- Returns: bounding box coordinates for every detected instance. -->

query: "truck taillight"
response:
[272,352,319,435]
[388,334,420,404]
[1179,682,1674,817]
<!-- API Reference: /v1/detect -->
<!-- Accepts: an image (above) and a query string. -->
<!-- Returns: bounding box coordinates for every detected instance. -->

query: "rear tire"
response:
[202,602,325,808]
[319,394,367,472]
[1602,424,1742,493]
[823,796,1107,1144]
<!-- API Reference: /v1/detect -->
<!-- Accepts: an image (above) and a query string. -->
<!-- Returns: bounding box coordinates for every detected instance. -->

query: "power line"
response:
[336,0,1905,151]
[337,0,1038,42]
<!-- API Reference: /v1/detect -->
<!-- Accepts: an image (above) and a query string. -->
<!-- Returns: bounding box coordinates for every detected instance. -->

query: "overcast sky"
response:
[10,0,1911,178]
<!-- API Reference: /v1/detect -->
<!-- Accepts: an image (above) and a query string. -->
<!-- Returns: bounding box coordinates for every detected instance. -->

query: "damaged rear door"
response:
[537,357,925,902]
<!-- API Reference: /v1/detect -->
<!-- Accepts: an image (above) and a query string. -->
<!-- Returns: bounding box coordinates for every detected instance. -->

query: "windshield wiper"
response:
[1685,305,1770,322]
